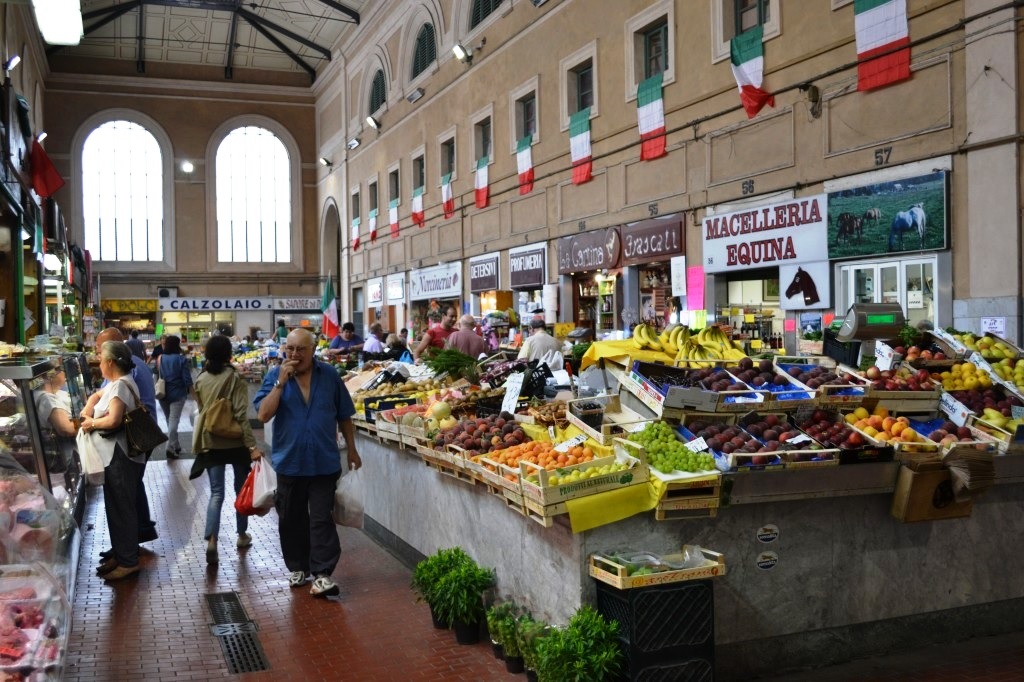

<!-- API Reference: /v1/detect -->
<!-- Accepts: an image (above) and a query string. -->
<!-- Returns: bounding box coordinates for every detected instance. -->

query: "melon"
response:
[430,401,452,420]
[401,412,420,426]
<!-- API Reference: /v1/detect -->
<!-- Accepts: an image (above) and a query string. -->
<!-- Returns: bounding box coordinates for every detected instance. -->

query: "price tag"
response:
[625,422,648,433]
[685,437,708,452]
[969,352,988,368]
[786,433,812,445]
[501,373,524,415]
[548,426,556,440]
[750,339,763,351]
[554,434,587,453]
[939,392,969,427]
[874,344,895,371]
[1013,406,1024,420]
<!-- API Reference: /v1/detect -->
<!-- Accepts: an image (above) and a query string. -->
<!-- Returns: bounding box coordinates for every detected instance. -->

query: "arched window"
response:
[215,126,291,263]
[411,24,436,78]
[82,120,163,262]
[369,70,386,114]
[470,0,502,29]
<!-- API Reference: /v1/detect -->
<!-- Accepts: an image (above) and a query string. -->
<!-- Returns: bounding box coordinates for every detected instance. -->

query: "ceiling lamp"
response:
[32,0,84,46]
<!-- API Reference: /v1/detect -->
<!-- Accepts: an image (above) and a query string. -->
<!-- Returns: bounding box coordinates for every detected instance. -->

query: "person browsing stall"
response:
[328,322,364,356]
[412,306,458,361]
[362,322,386,354]
[445,315,489,359]
[254,328,362,598]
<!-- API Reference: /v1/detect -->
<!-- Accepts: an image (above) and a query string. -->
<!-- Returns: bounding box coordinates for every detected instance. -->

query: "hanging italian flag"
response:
[389,199,400,238]
[569,108,592,185]
[730,26,775,119]
[516,136,534,194]
[368,208,378,243]
[321,276,339,339]
[351,217,360,251]
[441,173,455,218]
[474,157,489,208]
[411,186,425,227]
[637,73,667,160]
[854,0,911,91]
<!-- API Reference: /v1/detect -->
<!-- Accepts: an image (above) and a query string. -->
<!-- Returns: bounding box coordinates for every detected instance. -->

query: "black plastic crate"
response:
[823,329,862,367]
[474,394,530,418]
[626,654,715,682]
[595,579,715,653]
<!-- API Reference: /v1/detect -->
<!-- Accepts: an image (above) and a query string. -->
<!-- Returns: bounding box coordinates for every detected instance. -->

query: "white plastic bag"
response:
[251,458,277,509]
[333,469,364,528]
[75,430,105,486]
[183,398,198,427]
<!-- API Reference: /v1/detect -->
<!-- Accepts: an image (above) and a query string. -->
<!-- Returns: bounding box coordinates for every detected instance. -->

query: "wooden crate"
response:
[589,548,726,588]
[468,455,522,493]
[521,495,568,528]
[566,394,649,445]
[422,452,476,486]
[519,448,648,506]
[656,474,722,512]
[655,507,720,521]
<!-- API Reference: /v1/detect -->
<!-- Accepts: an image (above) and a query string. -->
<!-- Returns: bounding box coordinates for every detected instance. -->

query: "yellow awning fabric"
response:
[579,339,676,372]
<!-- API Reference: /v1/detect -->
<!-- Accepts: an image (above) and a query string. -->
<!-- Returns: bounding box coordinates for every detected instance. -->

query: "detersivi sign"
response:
[701,194,829,274]
[159,298,272,311]
[410,262,461,300]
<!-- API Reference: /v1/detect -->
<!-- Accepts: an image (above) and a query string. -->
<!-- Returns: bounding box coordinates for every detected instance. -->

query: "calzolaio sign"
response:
[410,262,461,301]
[158,298,272,311]
[702,194,829,274]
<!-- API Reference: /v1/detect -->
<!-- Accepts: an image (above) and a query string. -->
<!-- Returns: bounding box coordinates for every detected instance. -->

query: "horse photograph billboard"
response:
[826,171,948,259]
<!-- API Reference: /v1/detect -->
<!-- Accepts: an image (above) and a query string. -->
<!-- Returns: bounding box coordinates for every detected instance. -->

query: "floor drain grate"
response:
[206,592,250,625]
[210,622,258,637]
[217,632,271,674]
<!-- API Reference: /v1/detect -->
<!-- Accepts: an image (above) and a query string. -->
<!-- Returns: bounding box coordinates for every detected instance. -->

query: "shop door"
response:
[902,259,934,329]
[368,306,395,333]
[838,256,937,328]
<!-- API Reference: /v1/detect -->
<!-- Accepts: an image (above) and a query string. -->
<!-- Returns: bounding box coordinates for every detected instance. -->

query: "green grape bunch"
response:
[628,422,715,474]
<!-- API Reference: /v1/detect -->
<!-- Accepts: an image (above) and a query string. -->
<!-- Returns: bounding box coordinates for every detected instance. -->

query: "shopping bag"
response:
[201,374,243,438]
[252,458,277,509]
[75,430,105,486]
[333,469,364,528]
[184,399,198,427]
[234,465,271,517]
[154,378,166,400]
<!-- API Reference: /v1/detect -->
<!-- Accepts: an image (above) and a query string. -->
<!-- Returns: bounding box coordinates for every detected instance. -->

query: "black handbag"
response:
[121,381,168,455]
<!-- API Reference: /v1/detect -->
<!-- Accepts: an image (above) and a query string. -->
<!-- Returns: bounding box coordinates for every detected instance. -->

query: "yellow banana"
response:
[662,339,678,356]
[631,324,646,350]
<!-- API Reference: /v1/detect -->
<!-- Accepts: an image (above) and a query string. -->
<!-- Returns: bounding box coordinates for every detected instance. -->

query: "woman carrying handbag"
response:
[156,335,194,458]
[190,335,263,565]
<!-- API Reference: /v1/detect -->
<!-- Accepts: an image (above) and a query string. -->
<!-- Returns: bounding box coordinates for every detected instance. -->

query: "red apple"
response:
[866,366,881,380]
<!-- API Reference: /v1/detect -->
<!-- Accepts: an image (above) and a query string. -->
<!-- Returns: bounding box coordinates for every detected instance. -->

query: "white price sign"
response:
[685,437,709,452]
[981,317,1006,336]
[874,344,896,371]
[1012,405,1024,420]
[786,434,812,445]
[501,373,525,415]
[939,392,969,427]
[554,434,588,453]
[625,422,648,433]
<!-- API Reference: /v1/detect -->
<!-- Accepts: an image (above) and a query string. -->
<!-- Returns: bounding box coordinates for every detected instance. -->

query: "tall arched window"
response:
[82,120,163,262]
[215,126,291,263]
[412,24,436,78]
[369,70,386,114]
[470,0,503,29]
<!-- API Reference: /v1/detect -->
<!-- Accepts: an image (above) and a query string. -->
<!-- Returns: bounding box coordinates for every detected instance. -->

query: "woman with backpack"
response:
[156,335,193,458]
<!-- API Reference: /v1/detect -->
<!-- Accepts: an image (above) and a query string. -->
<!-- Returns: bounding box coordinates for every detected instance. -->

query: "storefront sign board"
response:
[387,275,405,302]
[469,253,500,293]
[102,299,159,313]
[621,217,683,266]
[368,277,384,304]
[778,261,831,311]
[273,297,321,311]
[702,194,828,274]
[509,244,546,289]
[670,256,687,297]
[158,298,272,311]
[557,228,621,274]
[410,262,461,301]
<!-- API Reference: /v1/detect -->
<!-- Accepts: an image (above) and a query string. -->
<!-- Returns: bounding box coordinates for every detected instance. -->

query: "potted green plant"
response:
[535,606,623,681]
[498,610,528,674]
[432,562,496,644]
[486,602,513,660]
[518,616,547,682]
[410,547,473,629]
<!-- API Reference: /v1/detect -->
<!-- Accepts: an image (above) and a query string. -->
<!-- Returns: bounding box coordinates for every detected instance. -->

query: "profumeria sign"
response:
[410,262,461,301]
[701,194,828,273]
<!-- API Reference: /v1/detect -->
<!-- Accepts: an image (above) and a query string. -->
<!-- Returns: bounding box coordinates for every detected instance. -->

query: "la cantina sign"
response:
[701,195,829,274]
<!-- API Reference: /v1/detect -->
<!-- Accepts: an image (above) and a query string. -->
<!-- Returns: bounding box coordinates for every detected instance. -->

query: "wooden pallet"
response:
[422,453,476,486]
[654,506,720,521]
[656,475,722,512]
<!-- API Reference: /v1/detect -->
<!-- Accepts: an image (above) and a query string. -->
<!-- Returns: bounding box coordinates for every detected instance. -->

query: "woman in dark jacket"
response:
[190,335,263,564]
[156,335,193,458]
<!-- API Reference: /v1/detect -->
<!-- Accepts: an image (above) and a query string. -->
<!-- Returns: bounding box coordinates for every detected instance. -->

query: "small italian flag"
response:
[411,186,425,227]
[474,157,489,208]
[388,199,399,239]
[854,0,911,91]
[368,208,378,243]
[351,217,360,252]
[441,173,455,218]
[516,136,534,195]
[730,25,774,119]
[569,108,592,185]
[637,73,667,160]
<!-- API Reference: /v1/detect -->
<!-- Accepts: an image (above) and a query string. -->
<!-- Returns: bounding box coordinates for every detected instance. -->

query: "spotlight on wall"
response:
[3,55,20,73]
[180,160,194,173]
[36,131,47,143]
[452,38,485,65]
[346,138,360,150]
[406,87,424,104]
[319,157,332,167]
[365,116,380,130]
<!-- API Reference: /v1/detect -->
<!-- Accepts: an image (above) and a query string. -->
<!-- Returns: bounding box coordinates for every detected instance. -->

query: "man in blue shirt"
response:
[254,328,362,598]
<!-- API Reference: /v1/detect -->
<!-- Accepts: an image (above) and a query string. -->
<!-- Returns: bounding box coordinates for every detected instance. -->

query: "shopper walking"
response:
[190,335,263,565]
[79,341,146,581]
[254,328,361,598]
[157,335,194,458]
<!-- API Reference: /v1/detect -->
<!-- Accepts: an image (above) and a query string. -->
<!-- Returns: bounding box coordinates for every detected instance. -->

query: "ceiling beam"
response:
[236,8,331,61]
[136,2,145,73]
[225,11,239,80]
[311,0,359,24]
[237,12,316,83]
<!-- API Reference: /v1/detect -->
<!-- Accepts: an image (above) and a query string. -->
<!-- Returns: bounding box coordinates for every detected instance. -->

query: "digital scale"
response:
[836,303,907,342]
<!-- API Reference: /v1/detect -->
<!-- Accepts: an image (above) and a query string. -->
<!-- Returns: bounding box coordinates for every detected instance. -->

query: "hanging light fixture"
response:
[32,0,84,46]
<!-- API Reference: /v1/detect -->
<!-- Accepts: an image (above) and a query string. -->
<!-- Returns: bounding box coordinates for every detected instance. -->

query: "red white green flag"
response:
[636,73,666,160]
[474,157,489,208]
[730,26,774,119]
[368,208,378,243]
[854,0,910,91]
[351,217,360,251]
[569,108,592,185]
[441,173,455,218]
[411,186,425,227]
[389,199,400,239]
[321,276,339,339]
[516,136,534,194]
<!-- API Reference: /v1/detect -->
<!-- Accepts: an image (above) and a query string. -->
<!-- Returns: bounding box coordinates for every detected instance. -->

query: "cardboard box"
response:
[891,465,973,522]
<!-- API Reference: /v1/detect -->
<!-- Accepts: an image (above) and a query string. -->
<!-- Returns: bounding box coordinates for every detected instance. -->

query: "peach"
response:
[855,419,870,429]
[868,415,884,429]
[862,426,879,437]
[897,416,910,425]
[872,406,890,418]
[882,417,896,432]
[875,432,892,442]
[890,422,907,437]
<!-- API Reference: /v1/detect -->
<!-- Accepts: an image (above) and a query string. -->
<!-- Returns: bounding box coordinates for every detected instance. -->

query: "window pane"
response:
[576,65,593,111]
[215,126,291,263]
[520,94,536,138]
[471,0,502,29]
[412,24,436,78]
[370,70,386,114]
[644,23,667,78]
[82,120,163,262]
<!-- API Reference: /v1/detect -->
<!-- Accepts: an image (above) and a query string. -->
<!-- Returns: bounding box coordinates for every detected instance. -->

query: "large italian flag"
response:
[368,208,378,243]
[637,73,667,160]
[321,276,339,339]
[854,0,910,91]
[389,199,400,239]
[475,157,489,208]
[350,217,360,251]
[569,107,592,185]
[730,26,774,119]
[516,136,534,194]
[411,186,425,227]
[441,173,455,218]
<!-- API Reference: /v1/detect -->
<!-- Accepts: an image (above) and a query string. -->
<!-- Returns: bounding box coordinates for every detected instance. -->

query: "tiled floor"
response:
[64,425,1024,681]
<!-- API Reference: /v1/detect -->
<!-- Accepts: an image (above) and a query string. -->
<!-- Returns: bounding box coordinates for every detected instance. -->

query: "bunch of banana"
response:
[675,326,748,367]
[631,323,663,352]
[655,325,690,356]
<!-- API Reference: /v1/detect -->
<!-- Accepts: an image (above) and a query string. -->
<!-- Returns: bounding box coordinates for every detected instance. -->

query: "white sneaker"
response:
[288,571,309,588]
[237,533,252,548]
[310,575,339,598]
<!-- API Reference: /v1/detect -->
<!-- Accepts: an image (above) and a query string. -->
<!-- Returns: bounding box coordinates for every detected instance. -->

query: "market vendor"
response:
[518,319,563,365]
[328,322,364,356]
[412,306,458,361]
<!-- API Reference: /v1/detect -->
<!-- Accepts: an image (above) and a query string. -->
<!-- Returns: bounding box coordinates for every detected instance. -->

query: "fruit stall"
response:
[345,327,1024,680]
